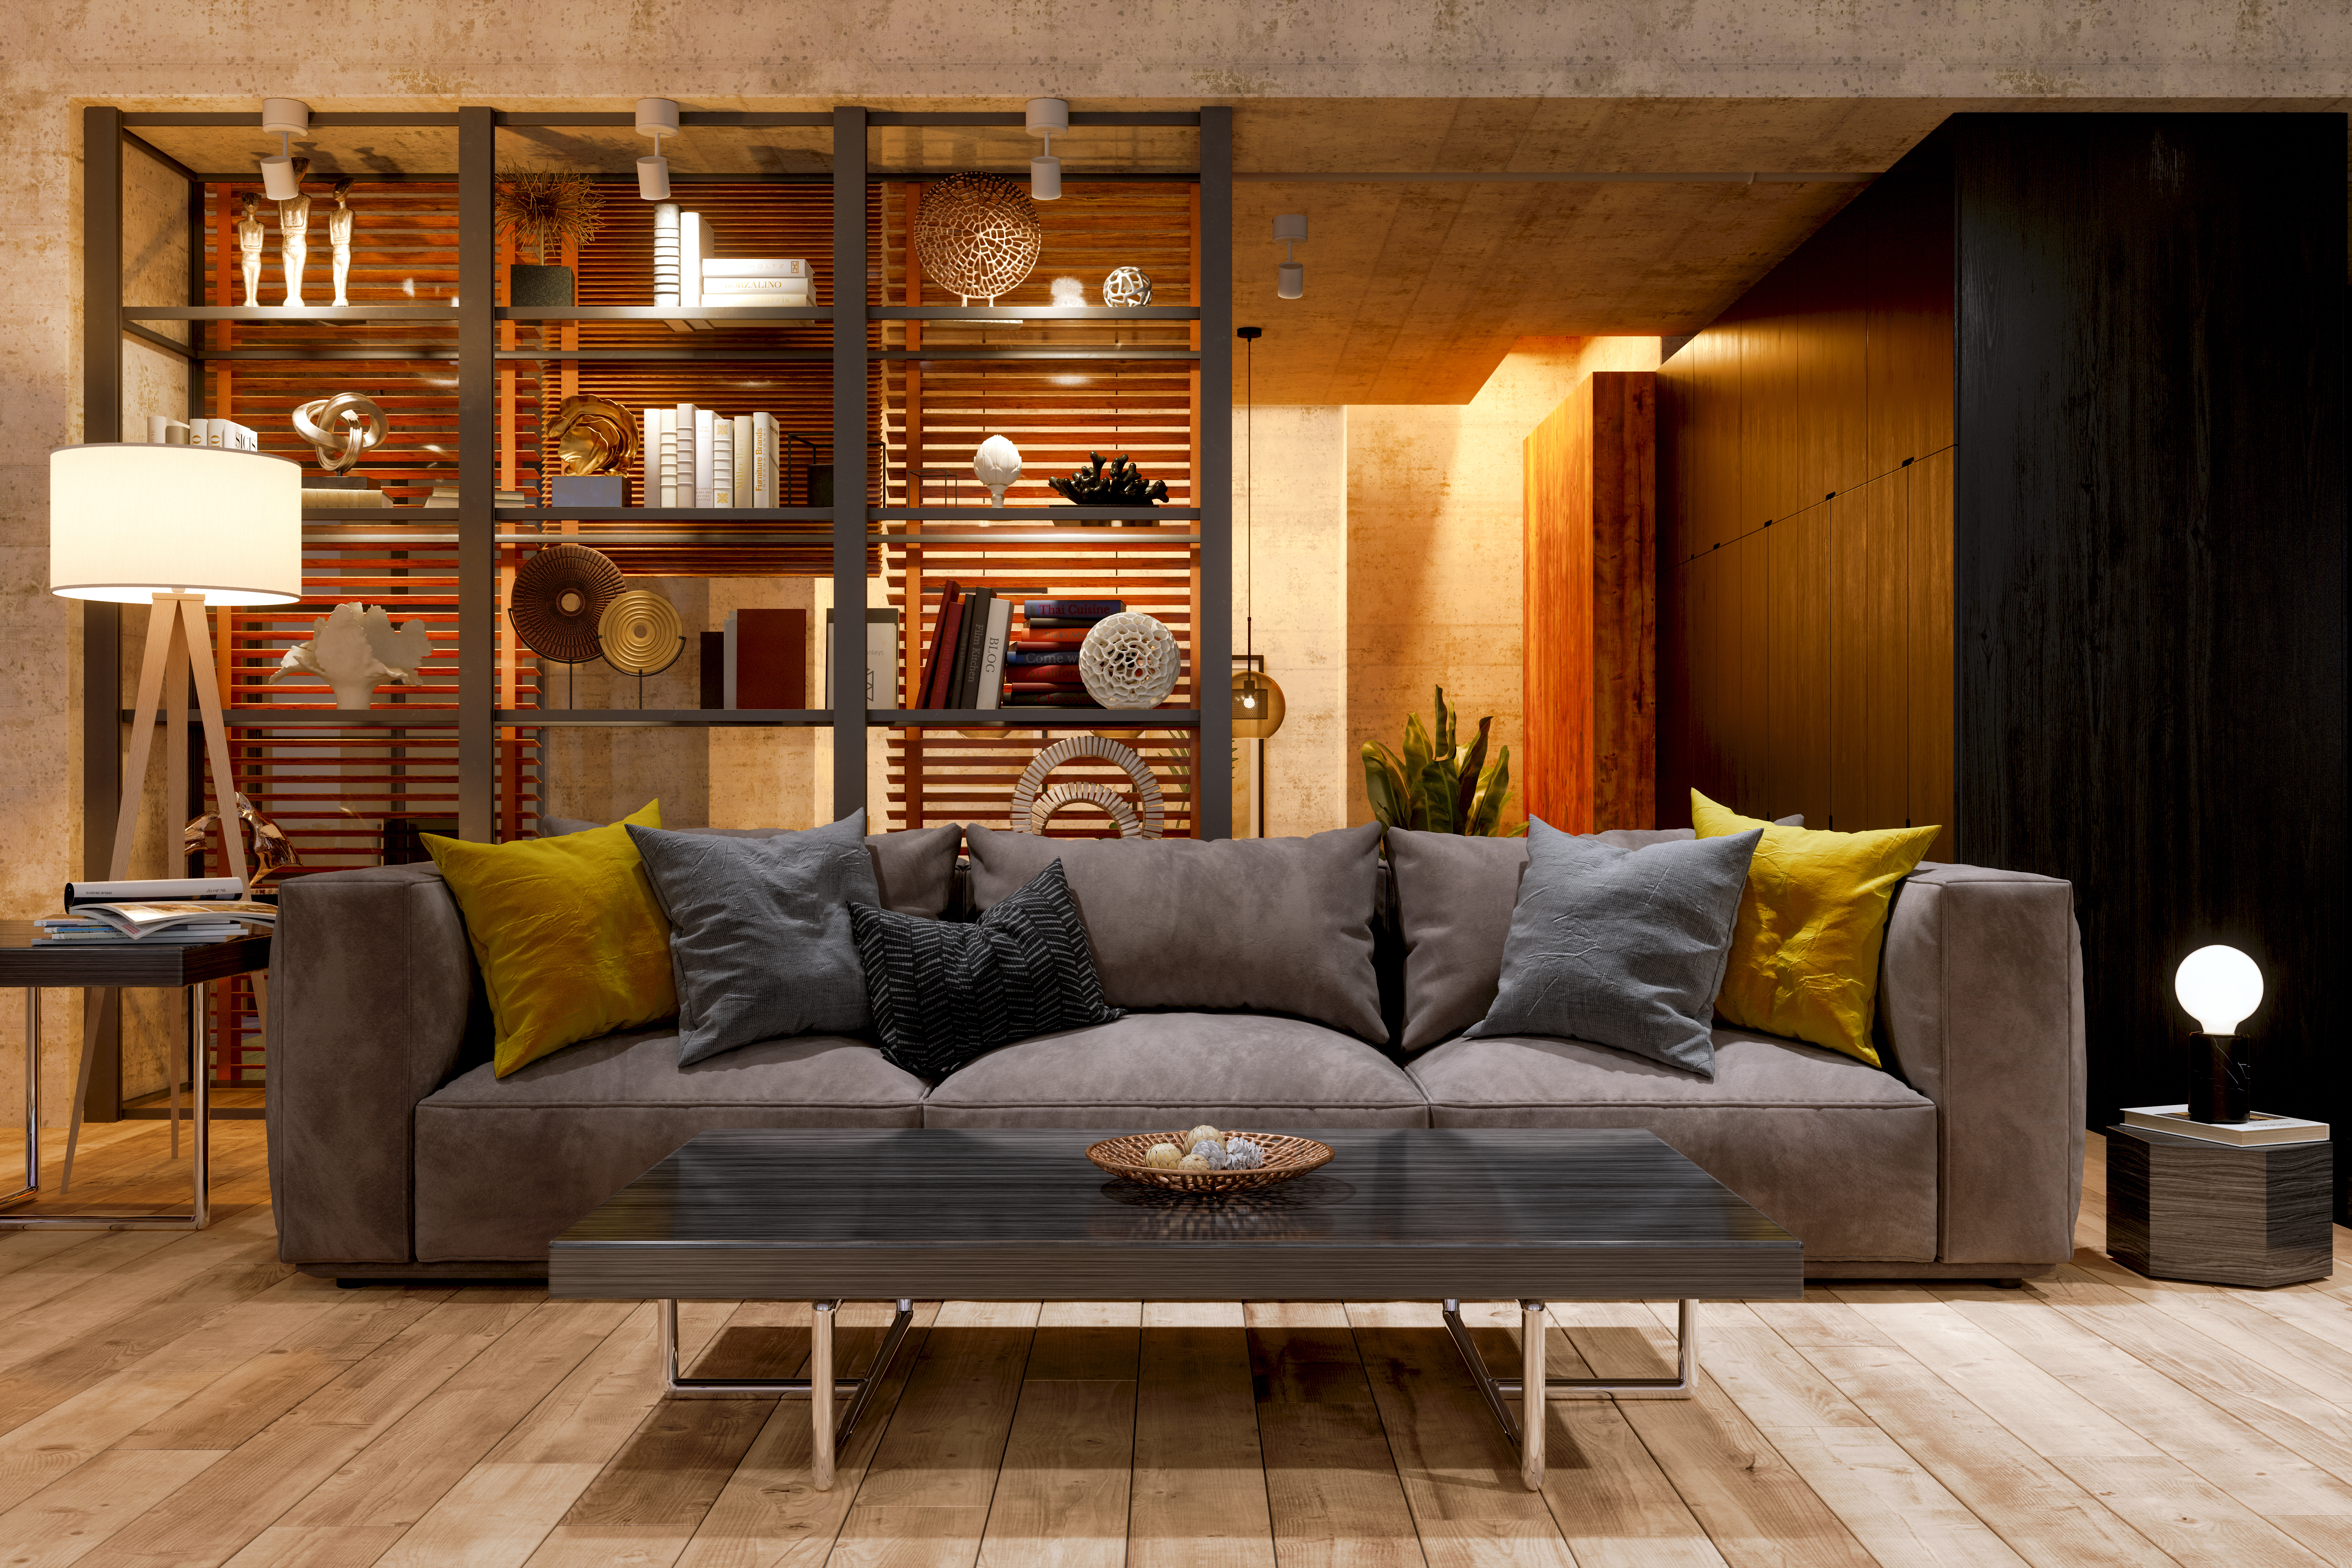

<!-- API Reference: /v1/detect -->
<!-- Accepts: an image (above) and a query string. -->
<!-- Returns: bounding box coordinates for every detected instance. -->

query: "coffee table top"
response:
[550,1128,1802,1303]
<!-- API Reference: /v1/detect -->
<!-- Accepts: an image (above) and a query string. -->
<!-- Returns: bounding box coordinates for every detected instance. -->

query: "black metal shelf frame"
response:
[85,101,1235,847]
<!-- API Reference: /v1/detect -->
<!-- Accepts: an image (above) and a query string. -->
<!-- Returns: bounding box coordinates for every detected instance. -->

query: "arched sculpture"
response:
[1010,735,1166,839]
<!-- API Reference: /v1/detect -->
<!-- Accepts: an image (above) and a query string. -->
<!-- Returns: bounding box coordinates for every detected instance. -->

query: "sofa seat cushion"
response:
[1408,1028,1938,1262]
[922,1012,1428,1129]
[413,1028,926,1260]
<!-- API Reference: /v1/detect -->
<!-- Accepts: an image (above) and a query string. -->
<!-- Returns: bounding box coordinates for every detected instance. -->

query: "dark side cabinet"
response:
[2107,1125,2332,1289]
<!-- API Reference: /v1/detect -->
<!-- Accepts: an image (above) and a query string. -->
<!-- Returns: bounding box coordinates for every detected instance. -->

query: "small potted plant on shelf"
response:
[495,171,605,307]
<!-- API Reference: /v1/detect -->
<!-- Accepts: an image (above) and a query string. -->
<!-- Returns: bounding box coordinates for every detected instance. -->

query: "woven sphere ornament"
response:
[913,173,1042,305]
[1102,266,1153,307]
[1078,612,1182,709]
[508,543,625,664]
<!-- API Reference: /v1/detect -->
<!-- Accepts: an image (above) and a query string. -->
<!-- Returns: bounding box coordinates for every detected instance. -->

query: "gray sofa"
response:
[267,820,2085,1282]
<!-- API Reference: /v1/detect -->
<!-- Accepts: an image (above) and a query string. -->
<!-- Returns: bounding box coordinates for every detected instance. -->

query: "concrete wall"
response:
[1234,405,1347,838]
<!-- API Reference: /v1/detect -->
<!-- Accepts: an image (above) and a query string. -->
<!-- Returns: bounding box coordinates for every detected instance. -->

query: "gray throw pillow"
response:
[547,810,961,918]
[1464,817,1764,1078]
[627,809,880,1066]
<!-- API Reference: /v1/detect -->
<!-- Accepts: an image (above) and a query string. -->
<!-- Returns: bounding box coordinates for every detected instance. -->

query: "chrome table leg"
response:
[1443,1298,1701,1491]
[656,1296,917,1491]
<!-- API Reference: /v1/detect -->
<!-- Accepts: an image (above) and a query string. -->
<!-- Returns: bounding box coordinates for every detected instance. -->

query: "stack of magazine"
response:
[35,876,277,945]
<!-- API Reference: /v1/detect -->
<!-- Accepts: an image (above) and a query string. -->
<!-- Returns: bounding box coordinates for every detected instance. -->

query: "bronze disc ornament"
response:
[507,543,625,664]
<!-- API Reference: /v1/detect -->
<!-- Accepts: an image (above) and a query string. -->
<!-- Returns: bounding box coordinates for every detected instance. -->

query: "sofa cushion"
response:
[1408,1027,1937,1261]
[412,1027,925,1260]
[921,1012,1427,1129]
[545,814,963,920]
[963,822,1386,1041]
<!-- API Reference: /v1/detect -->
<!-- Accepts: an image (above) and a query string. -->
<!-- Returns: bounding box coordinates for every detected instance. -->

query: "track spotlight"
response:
[1274,214,1307,300]
[258,98,311,200]
[1028,97,1068,201]
[637,97,679,201]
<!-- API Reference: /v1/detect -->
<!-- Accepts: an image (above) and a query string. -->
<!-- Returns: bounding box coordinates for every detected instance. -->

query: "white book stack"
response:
[711,416,734,508]
[701,258,814,308]
[652,203,681,307]
[185,418,258,450]
[627,405,802,510]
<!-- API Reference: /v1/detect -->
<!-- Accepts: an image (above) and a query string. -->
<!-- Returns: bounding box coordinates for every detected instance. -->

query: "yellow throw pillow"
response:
[425,800,676,1077]
[1691,790,1939,1068]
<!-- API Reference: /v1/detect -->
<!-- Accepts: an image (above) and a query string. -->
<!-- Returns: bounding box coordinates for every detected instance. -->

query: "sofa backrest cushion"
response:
[963,821,1387,1041]
[543,814,962,919]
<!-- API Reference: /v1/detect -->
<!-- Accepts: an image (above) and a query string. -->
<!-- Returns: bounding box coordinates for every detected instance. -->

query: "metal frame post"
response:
[456,106,497,839]
[1196,106,1234,839]
[831,107,870,820]
[80,106,125,1126]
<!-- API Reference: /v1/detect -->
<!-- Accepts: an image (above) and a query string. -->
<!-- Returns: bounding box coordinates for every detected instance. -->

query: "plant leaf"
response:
[1470,746,1515,836]
[1454,716,1492,831]
[1416,757,1458,834]
[1360,742,1408,828]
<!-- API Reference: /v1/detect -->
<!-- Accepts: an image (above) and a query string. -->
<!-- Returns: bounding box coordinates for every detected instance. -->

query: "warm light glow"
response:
[2175,944,2263,1035]
[50,444,303,606]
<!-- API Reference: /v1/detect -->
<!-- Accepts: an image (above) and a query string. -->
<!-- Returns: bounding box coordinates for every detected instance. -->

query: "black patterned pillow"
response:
[849,858,1121,1079]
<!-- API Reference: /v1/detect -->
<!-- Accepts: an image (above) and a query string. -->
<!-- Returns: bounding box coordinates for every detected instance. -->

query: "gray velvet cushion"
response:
[963,822,1386,1041]
[628,810,877,1066]
[1464,818,1761,1077]
[413,1026,927,1261]
[1408,1027,1936,1261]
[1391,815,1802,1053]
[922,1011,1427,1128]
[545,811,961,919]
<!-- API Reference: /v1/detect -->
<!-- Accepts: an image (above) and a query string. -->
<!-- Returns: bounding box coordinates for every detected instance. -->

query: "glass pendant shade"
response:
[1231,669,1286,740]
[49,443,303,605]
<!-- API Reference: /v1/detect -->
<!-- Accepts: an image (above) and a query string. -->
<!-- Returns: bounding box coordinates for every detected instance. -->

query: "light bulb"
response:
[2175,944,2263,1035]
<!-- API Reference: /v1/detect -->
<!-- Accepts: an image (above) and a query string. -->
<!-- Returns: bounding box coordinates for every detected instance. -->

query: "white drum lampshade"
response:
[50,444,304,605]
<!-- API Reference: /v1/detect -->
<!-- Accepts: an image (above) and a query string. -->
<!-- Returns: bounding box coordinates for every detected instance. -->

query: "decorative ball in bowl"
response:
[1087,1127,1334,1193]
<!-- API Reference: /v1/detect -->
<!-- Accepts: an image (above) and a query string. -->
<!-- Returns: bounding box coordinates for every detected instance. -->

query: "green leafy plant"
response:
[1361,687,1523,836]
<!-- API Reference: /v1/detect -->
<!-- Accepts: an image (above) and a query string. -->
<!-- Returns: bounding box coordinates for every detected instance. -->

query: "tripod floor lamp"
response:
[47,443,301,1185]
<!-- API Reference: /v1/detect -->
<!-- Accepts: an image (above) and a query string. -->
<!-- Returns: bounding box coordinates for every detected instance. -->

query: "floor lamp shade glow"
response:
[49,444,303,605]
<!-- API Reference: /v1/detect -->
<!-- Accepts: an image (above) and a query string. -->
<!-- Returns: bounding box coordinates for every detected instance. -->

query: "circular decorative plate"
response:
[598,589,684,676]
[1087,1132,1335,1194]
[508,543,625,664]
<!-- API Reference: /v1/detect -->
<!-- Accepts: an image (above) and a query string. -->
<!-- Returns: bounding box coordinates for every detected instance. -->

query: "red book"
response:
[918,582,963,709]
[1014,664,1088,685]
[1013,633,1088,652]
[729,609,806,709]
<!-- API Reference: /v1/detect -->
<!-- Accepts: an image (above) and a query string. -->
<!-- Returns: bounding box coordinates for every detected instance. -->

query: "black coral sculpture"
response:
[1049,451,1168,506]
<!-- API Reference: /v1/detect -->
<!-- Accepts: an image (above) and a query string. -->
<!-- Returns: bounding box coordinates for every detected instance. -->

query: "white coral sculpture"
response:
[270,603,433,710]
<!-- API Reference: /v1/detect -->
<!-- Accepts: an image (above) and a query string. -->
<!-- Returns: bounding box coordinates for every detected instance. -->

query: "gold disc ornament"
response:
[598,589,684,676]
[508,543,625,663]
[913,173,1043,305]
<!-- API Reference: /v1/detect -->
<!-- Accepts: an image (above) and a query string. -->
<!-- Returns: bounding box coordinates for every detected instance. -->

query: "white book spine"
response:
[640,409,656,506]
[699,278,815,294]
[752,412,776,509]
[871,612,901,709]
[680,212,706,309]
[694,408,715,508]
[652,203,680,306]
[712,416,734,508]
[700,258,812,277]
[975,598,1013,709]
[670,405,692,508]
[732,415,753,509]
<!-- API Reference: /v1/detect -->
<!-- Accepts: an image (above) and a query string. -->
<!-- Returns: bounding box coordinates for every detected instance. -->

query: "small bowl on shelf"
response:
[1086,1131,1334,1194]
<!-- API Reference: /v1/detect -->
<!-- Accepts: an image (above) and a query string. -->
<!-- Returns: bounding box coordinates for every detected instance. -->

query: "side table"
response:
[0,920,272,1229]
[2107,1123,2333,1288]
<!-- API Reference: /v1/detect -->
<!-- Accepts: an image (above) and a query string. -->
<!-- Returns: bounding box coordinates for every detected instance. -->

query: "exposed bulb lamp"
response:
[1232,325,1286,745]
[1274,213,1307,300]
[2176,944,2263,1125]
[1027,97,1068,201]
[637,97,679,200]
[258,97,310,201]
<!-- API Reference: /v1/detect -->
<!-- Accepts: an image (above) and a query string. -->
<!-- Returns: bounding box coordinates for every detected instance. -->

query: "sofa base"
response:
[304,1262,549,1284]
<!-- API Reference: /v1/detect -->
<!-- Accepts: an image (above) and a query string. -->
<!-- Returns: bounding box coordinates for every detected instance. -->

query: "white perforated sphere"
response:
[1078,612,1181,709]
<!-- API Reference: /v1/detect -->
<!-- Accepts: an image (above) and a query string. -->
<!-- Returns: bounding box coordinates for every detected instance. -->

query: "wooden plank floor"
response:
[5,1125,2352,1567]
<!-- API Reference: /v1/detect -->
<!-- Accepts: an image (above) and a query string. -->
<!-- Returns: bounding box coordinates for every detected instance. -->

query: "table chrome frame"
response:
[2,982,211,1229]
[659,1296,916,1490]
[1443,1297,1700,1490]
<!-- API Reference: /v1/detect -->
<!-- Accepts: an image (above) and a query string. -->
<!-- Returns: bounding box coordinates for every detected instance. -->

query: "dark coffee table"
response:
[550,1126,1801,1490]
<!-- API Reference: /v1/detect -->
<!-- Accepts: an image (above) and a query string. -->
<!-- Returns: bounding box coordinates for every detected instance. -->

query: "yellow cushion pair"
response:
[1691,791,1939,1068]
[424,800,676,1078]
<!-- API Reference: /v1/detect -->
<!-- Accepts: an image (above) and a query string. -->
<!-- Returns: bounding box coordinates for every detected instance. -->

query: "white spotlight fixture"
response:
[1274,213,1307,299]
[1027,97,1068,201]
[258,97,311,200]
[636,97,680,201]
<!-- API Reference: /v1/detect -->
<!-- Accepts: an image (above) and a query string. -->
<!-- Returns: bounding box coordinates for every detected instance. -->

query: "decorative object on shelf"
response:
[912,172,1042,306]
[257,97,308,200]
[1361,686,1519,836]
[1048,450,1167,510]
[972,435,1023,507]
[236,194,266,308]
[292,392,389,475]
[268,602,433,709]
[1086,1131,1334,1194]
[1079,612,1182,710]
[599,588,686,676]
[636,97,678,201]
[1274,213,1308,299]
[496,170,604,307]
[1232,325,1285,742]
[1010,734,1165,838]
[508,542,626,664]
[2176,944,2263,1124]
[1102,265,1153,307]
[325,178,356,308]
[1027,96,1067,201]
[550,394,639,477]
[276,155,312,307]
[183,793,302,885]
[1049,275,1085,307]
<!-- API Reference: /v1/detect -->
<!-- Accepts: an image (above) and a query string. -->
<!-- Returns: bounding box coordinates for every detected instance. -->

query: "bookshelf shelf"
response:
[122,306,460,321]
[494,348,832,362]
[872,347,1200,362]
[223,710,463,727]
[869,306,1200,321]
[874,506,1200,521]
[497,306,833,322]
[499,709,835,727]
[884,710,1202,728]
[498,507,835,522]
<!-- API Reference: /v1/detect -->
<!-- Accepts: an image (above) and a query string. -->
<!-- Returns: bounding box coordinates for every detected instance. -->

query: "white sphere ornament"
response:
[1103,266,1153,307]
[1079,612,1182,709]
[973,435,1023,507]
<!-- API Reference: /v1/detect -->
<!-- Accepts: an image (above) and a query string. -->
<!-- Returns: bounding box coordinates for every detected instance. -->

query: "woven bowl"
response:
[1087,1132,1334,1194]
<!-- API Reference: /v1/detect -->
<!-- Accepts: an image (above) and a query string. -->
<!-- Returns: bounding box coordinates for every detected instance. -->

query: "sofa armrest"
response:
[266,863,482,1264]
[1878,863,2087,1267]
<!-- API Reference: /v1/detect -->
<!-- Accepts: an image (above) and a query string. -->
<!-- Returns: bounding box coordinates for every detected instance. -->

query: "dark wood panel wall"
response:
[1658,137,1956,858]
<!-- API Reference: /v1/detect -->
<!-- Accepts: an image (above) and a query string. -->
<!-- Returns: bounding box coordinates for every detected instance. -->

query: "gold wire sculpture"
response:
[493,170,606,261]
[913,173,1044,305]
[549,395,640,475]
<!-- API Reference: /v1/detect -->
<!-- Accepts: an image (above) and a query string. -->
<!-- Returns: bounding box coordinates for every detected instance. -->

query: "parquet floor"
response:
[4,1124,2352,1568]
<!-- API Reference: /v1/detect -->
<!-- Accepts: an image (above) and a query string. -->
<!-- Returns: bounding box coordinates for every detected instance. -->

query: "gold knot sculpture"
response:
[292,392,389,474]
[549,395,640,475]
[914,172,1043,305]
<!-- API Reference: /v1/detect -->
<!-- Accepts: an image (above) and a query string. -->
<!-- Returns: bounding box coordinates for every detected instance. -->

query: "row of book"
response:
[651,207,812,334]
[642,406,791,508]
[144,416,261,450]
[915,589,1126,710]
